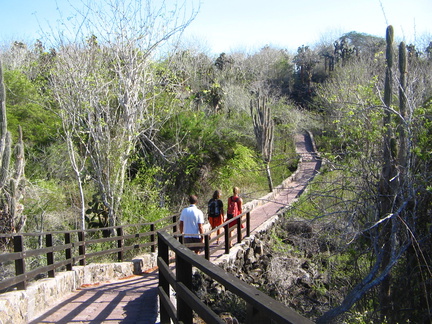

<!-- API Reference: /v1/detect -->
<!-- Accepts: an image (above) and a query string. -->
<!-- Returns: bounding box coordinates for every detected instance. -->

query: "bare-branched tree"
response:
[317,26,432,323]
[48,0,199,229]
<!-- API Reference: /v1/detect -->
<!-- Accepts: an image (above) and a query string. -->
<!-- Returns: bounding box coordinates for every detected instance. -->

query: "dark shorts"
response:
[184,237,203,252]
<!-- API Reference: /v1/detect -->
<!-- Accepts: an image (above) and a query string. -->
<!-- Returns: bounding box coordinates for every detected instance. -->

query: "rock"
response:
[220,312,239,324]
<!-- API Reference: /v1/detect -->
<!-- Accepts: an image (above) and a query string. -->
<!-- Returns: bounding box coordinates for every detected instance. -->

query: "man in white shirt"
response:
[179,195,204,254]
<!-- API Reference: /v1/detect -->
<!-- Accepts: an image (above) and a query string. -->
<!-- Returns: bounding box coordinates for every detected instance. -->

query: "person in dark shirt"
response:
[207,190,224,244]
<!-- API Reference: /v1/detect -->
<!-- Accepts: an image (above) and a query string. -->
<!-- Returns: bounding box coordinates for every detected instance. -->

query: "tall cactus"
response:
[381,25,396,194]
[398,41,408,171]
[379,25,399,323]
[250,94,274,192]
[0,61,9,186]
[380,25,396,199]
[384,26,394,110]
[0,60,26,234]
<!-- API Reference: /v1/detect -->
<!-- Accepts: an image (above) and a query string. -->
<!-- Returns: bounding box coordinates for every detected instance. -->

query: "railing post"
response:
[236,216,242,244]
[158,233,170,324]
[246,211,251,238]
[65,232,73,271]
[224,224,230,254]
[13,235,26,290]
[246,304,269,323]
[204,234,210,260]
[46,233,55,278]
[176,253,193,324]
[172,214,178,233]
[117,227,124,262]
[78,231,86,266]
[150,223,156,252]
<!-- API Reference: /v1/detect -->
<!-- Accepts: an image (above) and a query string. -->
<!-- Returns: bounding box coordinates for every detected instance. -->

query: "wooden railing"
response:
[179,211,251,259]
[0,210,249,293]
[0,213,180,292]
[158,230,314,324]
[1,209,314,323]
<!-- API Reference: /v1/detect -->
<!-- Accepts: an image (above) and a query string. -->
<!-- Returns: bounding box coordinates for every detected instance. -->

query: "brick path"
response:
[29,132,320,324]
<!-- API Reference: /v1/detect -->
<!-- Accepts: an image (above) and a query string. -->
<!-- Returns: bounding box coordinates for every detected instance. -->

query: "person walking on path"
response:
[227,186,243,226]
[179,195,204,254]
[207,190,224,244]
[226,186,243,247]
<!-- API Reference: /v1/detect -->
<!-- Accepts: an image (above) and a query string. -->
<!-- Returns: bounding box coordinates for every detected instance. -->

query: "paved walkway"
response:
[30,132,320,324]
[29,270,159,324]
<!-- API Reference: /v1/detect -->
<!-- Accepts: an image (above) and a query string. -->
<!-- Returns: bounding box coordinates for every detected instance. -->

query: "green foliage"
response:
[316,73,384,161]
[26,141,73,181]
[160,110,236,196]
[157,107,285,205]
[4,69,60,147]
[218,143,262,195]
[412,97,432,161]
[120,166,172,224]
[23,179,72,231]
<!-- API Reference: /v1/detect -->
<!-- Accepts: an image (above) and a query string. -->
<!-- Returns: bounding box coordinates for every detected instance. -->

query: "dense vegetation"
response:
[0,1,431,322]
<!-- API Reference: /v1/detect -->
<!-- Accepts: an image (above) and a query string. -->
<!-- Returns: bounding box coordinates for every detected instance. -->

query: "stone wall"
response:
[0,253,157,324]
[213,208,281,270]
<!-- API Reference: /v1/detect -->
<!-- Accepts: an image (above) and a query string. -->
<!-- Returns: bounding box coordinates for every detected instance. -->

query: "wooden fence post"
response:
[246,212,251,237]
[117,227,124,262]
[204,234,210,260]
[246,304,269,323]
[224,224,230,254]
[78,231,86,266]
[158,233,170,324]
[237,217,242,244]
[13,235,26,290]
[176,253,193,324]
[172,215,178,233]
[150,223,156,252]
[65,232,72,271]
[46,233,55,278]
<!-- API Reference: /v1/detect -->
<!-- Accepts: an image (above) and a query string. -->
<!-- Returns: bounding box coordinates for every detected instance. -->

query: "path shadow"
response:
[29,271,159,324]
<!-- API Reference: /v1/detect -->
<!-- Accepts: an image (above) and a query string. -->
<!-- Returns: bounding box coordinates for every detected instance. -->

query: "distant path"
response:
[209,131,321,261]
[250,131,320,227]
[30,131,320,324]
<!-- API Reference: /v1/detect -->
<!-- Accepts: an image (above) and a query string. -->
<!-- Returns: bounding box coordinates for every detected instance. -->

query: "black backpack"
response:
[208,199,220,217]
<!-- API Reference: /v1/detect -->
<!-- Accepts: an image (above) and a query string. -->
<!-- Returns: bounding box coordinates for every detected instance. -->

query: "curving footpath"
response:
[29,132,320,324]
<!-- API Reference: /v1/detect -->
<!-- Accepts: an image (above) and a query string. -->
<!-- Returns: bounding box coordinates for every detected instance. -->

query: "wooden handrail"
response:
[0,210,244,293]
[176,211,250,260]
[0,213,180,293]
[158,230,314,324]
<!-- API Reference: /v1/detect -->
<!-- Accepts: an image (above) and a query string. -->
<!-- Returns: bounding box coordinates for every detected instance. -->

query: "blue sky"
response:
[0,0,430,54]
